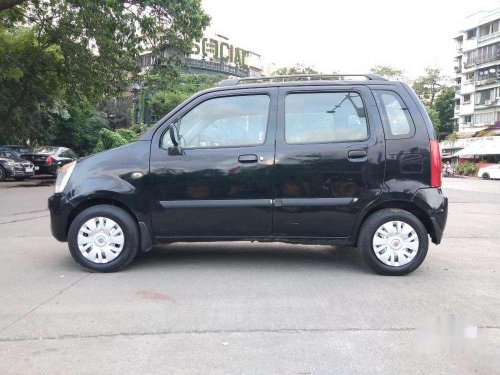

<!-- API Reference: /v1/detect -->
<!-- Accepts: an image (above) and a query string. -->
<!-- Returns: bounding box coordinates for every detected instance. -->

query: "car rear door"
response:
[273,85,385,238]
[149,87,278,239]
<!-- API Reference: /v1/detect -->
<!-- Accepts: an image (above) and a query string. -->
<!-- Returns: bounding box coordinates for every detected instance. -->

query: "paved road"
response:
[0,176,499,374]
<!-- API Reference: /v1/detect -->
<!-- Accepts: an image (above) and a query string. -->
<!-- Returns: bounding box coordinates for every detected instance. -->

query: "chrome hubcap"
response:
[77,217,124,264]
[372,221,419,267]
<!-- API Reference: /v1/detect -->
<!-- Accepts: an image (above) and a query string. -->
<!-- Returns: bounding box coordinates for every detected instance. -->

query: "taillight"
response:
[430,140,442,188]
[45,155,53,166]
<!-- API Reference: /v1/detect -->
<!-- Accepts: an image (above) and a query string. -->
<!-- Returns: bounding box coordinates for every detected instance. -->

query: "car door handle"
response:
[348,150,367,162]
[238,154,258,163]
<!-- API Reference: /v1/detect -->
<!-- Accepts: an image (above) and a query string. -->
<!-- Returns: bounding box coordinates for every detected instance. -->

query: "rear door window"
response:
[374,90,415,139]
[284,92,368,144]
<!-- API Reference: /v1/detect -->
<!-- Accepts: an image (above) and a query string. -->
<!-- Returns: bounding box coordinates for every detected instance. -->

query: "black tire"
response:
[483,173,490,180]
[68,205,139,272]
[358,208,429,276]
[0,166,6,182]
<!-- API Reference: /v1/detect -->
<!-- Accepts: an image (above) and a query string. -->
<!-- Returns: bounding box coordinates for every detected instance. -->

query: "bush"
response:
[92,124,149,153]
[455,162,478,176]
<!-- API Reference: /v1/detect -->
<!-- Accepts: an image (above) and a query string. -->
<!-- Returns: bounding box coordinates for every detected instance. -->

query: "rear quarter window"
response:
[374,90,415,139]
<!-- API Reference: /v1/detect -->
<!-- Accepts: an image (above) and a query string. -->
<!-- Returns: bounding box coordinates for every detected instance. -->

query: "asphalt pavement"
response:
[0,175,499,374]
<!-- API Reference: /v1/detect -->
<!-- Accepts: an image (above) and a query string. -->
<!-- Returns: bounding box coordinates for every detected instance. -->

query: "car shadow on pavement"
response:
[2,175,55,188]
[132,242,367,274]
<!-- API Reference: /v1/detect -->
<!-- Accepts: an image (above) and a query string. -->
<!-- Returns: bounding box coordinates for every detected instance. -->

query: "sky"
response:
[202,0,500,80]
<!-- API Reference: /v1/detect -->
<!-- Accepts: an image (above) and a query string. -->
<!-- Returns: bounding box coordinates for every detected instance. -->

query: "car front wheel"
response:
[0,166,6,182]
[358,209,429,276]
[68,205,139,272]
[482,173,490,180]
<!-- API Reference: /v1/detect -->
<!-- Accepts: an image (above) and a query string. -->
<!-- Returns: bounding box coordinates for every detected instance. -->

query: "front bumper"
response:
[412,187,448,244]
[4,165,26,178]
[48,193,75,242]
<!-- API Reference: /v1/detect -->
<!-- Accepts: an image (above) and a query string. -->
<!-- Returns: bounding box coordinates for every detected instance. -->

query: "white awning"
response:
[453,137,500,156]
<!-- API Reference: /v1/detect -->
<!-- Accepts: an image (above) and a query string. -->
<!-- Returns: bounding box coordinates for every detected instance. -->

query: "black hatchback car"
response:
[49,74,448,275]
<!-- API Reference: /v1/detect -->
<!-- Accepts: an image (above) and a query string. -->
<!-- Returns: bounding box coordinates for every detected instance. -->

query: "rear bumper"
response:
[412,188,448,244]
[35,164,57,175]
[48,193,74,242]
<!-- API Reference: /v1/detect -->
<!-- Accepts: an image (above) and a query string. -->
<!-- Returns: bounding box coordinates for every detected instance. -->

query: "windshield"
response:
[0,150,19,158]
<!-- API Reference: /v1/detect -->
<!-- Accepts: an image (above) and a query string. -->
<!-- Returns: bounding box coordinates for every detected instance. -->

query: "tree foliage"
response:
[143,73,225,121]
[273,64,320,75]
[432,87,454,136]
[412,67,448,106]
[370,65,405,81]
[0,27,64,139]
[0,0,210,138]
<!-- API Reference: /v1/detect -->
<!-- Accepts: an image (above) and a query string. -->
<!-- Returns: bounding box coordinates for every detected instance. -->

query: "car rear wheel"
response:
[68,205,139,272]
[483,173,490,180]
[358,209,429,276]
[0,166,5,182]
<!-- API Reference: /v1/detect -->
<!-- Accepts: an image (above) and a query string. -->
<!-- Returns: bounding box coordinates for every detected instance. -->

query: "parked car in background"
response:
[0,148,35,181]
[21,147,78,176]
[1,145,32,154]
[478,164,500,180]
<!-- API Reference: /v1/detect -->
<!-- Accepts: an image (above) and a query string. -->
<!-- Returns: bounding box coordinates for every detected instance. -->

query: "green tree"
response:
[273,64,320,75]
[432,87,454,137]
[0,0,210,137]
[426,106,440,135]
[0,27,65,143]
[139,73,224,122]
[412,67,447,106]
[370,65,405,80]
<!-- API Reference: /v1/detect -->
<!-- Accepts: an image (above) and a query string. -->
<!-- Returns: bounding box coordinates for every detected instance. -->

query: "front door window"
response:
[162,95,270,149]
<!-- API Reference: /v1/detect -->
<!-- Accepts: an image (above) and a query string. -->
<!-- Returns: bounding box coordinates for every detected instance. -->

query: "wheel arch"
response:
[67,197,154,252]
[353,200,434,246]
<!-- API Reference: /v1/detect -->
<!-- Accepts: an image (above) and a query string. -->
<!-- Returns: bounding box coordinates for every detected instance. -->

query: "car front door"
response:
[150,88,277,239]
[273,85,385,238]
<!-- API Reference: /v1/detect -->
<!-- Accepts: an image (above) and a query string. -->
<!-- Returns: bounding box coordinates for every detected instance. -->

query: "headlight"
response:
[55,161,76,193]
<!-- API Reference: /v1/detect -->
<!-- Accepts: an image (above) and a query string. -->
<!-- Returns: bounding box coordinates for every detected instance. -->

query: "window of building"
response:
[284,92,368,144]
[463,94,471,104]
[466,73,474,81]
[475,89,494,105]
[479,20,499,37]
[162,95,270,149]
[476,42,500,64]
[474,111,495,125]
[374,91,414,138]
[464,115,472,124]
[466,28,477,39]
[476,65,500,81]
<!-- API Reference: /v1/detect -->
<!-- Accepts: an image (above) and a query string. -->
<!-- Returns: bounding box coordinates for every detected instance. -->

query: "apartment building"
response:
[454,8,500,133]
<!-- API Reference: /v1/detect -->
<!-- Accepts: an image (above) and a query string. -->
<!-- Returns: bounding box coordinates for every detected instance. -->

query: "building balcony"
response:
[475,99,500,108]
[454,65,462,73]
[478,31,500,43]
[184,57,251,77]
[475,77,500,86]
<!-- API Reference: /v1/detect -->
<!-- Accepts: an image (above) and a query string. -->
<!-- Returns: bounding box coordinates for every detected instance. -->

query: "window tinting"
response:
[162,95,269,149]
[285,92,368,144]
[374,91,414,138]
